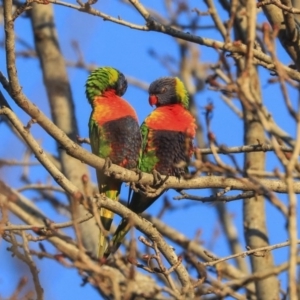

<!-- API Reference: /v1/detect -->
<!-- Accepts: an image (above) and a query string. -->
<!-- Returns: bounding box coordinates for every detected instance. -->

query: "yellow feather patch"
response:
[175,77,186,100]
[105,67,119,86]
[101,207,115,219]
[175,77,189,108]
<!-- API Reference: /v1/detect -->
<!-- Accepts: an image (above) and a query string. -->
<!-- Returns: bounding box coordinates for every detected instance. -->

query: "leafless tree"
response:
[1,0,300,299]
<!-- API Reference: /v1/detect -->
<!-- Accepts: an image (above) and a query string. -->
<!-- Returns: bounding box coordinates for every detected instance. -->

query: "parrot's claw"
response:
[135,169,143,181]
[76,136,90,144]
[130,182,139,193]
[103,157,112,171]
[152,169,162,185]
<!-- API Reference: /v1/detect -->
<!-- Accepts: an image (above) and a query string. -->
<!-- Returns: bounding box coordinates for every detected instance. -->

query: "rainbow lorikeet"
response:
[85,67,142,258]
[105,77,197,257]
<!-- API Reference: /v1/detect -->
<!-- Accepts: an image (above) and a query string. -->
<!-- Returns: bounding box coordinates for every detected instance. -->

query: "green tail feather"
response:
[96,172,121,259]
[104,191,160,258]
[98,213,114,259]
[104,218,131,257]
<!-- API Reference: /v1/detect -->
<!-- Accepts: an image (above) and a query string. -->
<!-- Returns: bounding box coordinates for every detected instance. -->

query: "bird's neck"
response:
[91,90,119,107]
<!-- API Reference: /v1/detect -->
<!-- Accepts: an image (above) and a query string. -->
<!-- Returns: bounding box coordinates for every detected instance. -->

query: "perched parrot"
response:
[105,76,197,257]
[85,67,142,258]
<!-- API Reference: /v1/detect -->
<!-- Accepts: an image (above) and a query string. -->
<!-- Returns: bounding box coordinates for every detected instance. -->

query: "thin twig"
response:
[202,240,300,267]
[2,214,93,231]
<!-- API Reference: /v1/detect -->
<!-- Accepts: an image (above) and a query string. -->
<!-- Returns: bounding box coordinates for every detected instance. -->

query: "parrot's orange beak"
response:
[149,95,158,106]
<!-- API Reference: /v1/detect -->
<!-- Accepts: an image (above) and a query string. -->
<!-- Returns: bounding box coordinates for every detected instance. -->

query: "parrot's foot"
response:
[135,169,143,181]
[137,184,158,198]
[103,157,112,172]
[76,136,90,144]
[152,169,162,185]
[174,168,185,180]
[130,182,140,193]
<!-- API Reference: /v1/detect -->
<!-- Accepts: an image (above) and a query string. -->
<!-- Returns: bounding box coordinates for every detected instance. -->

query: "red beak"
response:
[149,95,158,107]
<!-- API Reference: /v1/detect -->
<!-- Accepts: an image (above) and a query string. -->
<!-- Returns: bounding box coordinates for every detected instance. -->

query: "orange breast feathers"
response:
[145,104,197,138]
[92,90,138,125]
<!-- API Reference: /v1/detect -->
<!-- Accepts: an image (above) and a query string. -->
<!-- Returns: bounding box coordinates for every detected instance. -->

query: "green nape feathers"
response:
[86,67,128,104]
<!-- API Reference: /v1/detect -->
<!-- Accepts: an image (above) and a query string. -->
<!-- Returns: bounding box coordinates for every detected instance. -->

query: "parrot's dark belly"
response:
[151,129,192,177]
[103,116,142,169]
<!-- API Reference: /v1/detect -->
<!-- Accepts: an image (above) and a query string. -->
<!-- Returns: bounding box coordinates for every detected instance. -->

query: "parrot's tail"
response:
[104,217,131,258]
[97,207,116,258]
[104,190,161,258]
[97,178,121,259]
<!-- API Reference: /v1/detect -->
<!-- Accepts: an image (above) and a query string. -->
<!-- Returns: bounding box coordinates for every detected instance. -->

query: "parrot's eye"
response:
[160,87,167,93]
[120,80,127,95]
[116,73,128,96]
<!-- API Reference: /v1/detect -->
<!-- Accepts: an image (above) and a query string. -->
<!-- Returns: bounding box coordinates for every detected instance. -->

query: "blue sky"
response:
[0,1,299,299]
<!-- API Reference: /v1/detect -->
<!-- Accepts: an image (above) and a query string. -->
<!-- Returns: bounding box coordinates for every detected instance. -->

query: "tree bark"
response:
[29,3,98,255]
[234,1,280,299]
[242,90,279,299]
